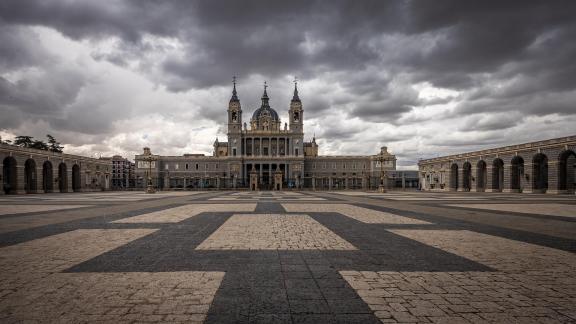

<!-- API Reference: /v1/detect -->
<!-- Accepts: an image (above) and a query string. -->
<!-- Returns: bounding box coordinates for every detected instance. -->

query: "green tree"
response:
[30,140,49,150]
[46,134,64,153]
[14,136,34,148]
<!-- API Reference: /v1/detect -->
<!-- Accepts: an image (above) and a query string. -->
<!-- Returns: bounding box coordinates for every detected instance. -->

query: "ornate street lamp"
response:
[142,154,156,194]
[377,154,387,193]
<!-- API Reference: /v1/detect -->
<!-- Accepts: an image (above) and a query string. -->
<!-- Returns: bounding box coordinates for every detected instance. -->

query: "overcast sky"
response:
[1,1,575,169]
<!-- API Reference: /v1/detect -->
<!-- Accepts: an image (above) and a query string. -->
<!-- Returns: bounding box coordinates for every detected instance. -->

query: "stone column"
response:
[457,167,466,192]
[328,177,332,190]
[66,168,74,192]
[522,162,533,193]
[259,164,262,182]
[15,165,27,194]
[502,163,515,193]
[35,166,44,193]
[485,166,495,192]
[470,165,478,192]
[547,160,561,194]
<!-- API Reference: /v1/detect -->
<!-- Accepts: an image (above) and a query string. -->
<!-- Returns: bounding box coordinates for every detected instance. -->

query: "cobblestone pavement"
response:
[0,190,574,323]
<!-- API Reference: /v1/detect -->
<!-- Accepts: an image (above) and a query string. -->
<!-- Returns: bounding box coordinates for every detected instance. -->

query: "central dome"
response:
[252,105,279,121]
[250,84,282,131]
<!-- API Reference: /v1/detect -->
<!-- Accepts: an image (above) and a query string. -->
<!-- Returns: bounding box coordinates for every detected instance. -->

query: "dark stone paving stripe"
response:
[427,203,576,223]
[309,212,493,272]
[0,205,100,220]
[255,202,286,213]
[0,203,187,247]
[349,202,576,253]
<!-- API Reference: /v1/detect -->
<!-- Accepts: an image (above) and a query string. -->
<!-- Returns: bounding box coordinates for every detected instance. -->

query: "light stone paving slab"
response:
[343,229,576,323]
[341,270,576,324]
[389,230,576,272]
[209,197,325,201]
[0,229,156,276]
[196,214,357,250]
[0,211,140,235]
[0,204,92,216]
[112,203,257,223]
[0,271,224,324]
[388,197,487,201]
[447,203,576,218]
[282,203,431,224]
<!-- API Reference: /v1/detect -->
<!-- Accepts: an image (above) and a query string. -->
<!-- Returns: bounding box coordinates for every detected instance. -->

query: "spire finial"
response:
[262,81,269,98]
[230,76,239,102]
[261,80,270,106]
[292,76,300,102]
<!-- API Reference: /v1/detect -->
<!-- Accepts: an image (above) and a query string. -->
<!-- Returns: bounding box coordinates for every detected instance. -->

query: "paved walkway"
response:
[0,190,574,323]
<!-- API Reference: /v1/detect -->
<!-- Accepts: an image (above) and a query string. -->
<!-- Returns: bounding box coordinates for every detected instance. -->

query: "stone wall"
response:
[418,136,576,194]
[1,143,112,195]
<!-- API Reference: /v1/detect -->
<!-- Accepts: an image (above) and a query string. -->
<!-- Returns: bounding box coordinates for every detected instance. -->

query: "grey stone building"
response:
[418,135,576,194]
[135,81,400,190]
[100,155,135,189]
[1,143,112,194]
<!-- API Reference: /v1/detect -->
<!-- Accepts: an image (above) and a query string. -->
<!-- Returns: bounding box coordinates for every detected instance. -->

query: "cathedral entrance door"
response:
[250,168,258,191]
[262,173,270,190]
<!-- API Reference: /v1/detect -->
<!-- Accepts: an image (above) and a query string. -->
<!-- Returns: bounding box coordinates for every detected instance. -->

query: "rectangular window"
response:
[295,148,299,156]
[205,164,208,169]
[343,163,346,169]
[313,163,316,169]
[185,163,189,170]
[333,163,336,169]
[216,163,219,169]
[195,163,199,170]
[233,148,237,156]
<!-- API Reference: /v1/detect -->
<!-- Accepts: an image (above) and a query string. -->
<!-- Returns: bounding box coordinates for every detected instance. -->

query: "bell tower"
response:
[227,76,242,157]
[227,76,242,134]
[289,78,303,133]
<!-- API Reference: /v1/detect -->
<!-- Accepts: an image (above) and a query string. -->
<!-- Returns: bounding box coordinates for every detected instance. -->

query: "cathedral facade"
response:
[135,81,398,190]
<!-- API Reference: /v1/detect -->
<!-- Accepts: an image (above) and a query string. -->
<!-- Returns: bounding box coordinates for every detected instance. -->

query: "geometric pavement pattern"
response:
[0,190,574,323]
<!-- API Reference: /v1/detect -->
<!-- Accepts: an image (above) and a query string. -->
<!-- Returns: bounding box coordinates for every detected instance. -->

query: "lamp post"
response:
[378,155,387,193]
[143,155,156,194]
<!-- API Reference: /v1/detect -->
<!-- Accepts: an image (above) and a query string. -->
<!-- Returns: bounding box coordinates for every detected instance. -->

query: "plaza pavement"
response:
[0,190,574,323]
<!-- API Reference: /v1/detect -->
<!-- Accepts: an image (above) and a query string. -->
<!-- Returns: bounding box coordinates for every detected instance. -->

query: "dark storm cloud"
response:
[2,0,575,91]
[1,0,576,161]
